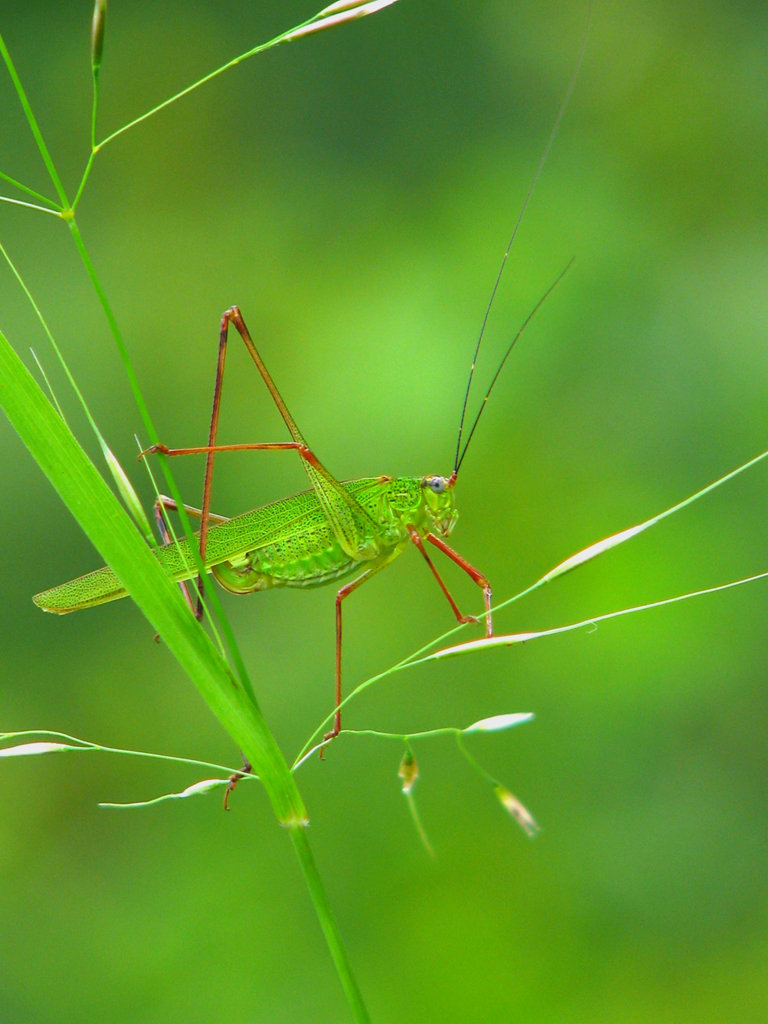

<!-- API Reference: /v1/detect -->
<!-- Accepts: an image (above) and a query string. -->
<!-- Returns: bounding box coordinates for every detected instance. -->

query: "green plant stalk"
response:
[0,729,255,778]
[71,0,402,209]
[0,331,369,1022]
[427,569,768,660]
[291,827,371,1023]
[0,38,68,209]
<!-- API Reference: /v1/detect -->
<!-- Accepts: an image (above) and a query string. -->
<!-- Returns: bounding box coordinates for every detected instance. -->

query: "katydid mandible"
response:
[33,42,582,743]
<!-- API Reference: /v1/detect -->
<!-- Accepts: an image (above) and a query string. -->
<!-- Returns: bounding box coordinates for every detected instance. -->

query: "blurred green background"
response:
[1,1,767,1020]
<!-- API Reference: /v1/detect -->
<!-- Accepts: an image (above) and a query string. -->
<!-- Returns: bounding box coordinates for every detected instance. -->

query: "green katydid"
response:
[32,292,550,742]
[33,37,583,745]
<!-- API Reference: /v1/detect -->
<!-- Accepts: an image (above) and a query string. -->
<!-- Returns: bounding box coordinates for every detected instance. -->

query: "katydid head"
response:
[420,474,458,537]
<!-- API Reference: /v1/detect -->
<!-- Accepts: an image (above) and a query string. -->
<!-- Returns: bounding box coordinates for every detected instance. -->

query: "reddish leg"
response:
[323,530,491,748]
[152,494,229,529]
[142,306,362,618]
[322,555,398,746]
[409,528,493,637]
[224,757,252,811]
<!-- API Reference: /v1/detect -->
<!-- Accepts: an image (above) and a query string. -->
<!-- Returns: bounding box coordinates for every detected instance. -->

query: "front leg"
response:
[414,529,493,637]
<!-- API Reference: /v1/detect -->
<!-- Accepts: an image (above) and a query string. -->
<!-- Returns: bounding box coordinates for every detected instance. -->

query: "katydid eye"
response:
[427,476,447,493]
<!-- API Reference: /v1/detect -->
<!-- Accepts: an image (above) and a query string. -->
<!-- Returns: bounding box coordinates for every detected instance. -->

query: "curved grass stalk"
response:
[72,0,401,208]
[429,569,768,661]
[0,728,247,779]
[0,194,61,215]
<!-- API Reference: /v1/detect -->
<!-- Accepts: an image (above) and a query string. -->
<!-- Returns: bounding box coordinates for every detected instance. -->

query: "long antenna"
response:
[454,258,573,475]
[452,7,591,477]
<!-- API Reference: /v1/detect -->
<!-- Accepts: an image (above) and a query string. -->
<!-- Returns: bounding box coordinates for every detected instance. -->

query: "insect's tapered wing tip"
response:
[32,594,70,614]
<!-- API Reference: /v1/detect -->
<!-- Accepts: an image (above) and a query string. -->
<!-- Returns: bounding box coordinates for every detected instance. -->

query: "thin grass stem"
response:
[0,168,60,208]
[0,32,70,208]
